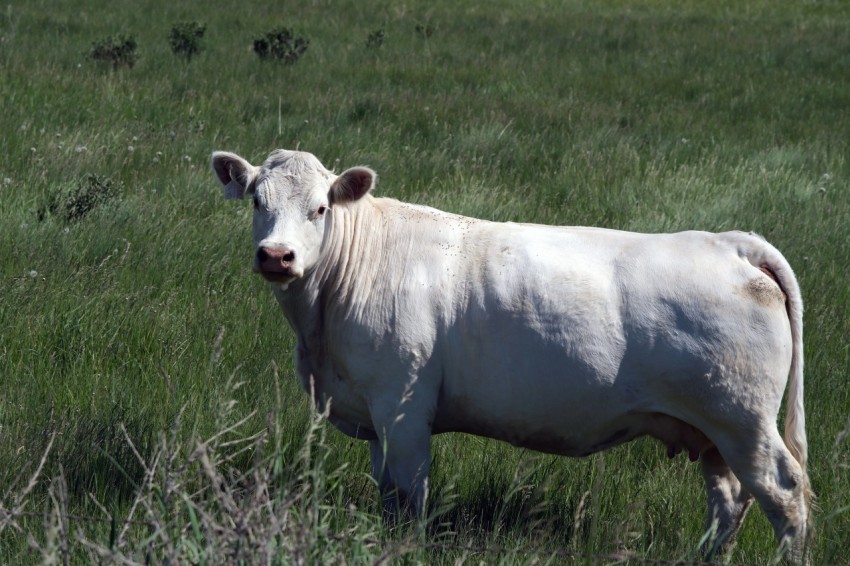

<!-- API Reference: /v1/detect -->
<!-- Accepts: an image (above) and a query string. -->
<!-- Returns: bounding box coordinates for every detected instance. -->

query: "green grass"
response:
[1,0,849,562]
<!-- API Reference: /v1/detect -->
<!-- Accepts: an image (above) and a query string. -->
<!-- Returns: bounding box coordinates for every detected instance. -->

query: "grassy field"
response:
[1,0,849,562]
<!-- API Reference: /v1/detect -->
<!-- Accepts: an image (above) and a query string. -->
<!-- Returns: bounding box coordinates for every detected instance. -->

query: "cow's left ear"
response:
[211,151,258,200]
[329,166,376,205]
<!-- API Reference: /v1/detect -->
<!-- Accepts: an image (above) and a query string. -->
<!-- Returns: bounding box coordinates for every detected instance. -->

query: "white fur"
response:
[212,149,811,559]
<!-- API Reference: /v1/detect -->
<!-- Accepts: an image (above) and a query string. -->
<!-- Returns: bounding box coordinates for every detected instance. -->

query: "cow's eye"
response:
[253,195,260,209]
[317,205,327,216]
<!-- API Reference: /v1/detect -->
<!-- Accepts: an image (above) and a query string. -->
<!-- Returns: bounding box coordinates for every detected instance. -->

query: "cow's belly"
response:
[431,360,717,459]
[435,404,642,457]
[432,358,638,456]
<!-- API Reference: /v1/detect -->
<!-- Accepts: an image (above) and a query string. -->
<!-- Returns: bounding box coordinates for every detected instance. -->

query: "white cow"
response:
[211,149,812,559]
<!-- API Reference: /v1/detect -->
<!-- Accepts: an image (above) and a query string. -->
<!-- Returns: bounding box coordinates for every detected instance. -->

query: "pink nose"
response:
[256,246,296,273]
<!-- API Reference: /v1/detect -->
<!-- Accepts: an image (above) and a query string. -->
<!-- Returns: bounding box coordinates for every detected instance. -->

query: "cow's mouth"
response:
[257,269,298,285]
[260,271,298,291]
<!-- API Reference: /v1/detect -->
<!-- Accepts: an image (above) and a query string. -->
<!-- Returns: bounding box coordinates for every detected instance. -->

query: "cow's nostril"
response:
[282,251,296,263]
[257,248,269,263]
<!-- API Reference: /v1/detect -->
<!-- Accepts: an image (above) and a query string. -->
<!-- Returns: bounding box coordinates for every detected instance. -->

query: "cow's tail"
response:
[744,233,813,523]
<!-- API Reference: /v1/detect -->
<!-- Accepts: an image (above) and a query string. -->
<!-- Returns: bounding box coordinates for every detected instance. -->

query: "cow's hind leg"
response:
[714,427,810,562]
[700,447,754,558]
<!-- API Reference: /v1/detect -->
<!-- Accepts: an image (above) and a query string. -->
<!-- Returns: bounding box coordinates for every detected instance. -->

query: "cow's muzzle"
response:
[254,246,302,283]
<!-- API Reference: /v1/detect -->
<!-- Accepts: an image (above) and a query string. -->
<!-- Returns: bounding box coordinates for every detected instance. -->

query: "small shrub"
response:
[38,174,120,223]
[366,29,385,49]
[89,34,137,70]
[168,21,206,61]
[253,27,308,64]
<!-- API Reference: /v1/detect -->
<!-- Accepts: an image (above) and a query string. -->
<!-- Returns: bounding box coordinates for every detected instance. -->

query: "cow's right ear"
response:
[211,151,258,200]
[329,166,376,205]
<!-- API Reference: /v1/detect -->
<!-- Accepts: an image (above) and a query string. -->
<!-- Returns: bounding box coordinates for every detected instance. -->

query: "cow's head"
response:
[211,149,375,288]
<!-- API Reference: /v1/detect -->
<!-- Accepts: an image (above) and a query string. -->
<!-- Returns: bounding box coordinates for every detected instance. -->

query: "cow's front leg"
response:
[369,438,396,517]
[369,408,432,520]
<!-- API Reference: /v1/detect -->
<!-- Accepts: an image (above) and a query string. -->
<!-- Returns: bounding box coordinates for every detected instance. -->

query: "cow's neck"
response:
[275,196,386,378]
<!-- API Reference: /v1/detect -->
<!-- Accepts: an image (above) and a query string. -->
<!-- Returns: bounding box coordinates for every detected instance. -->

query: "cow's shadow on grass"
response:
[364,450,607,556]
[427,475,579,550]
[4,403,154,504]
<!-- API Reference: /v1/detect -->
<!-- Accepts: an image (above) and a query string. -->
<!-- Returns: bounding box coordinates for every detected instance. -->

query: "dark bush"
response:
[253,27,308,64]
[366,29,385,49]
[168,21,206,61]
[89,35,137,70]
[38,174,120,223]
[415,23,434,39]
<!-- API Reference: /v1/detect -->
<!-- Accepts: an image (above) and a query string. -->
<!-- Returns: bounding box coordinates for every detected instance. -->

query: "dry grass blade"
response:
[0,433,56,534]
[116,442,163,549]
[75,534,145,566]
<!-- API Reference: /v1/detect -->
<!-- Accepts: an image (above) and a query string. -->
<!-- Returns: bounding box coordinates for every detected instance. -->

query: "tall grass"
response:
[2,371,395,563]
[1,0,849,562]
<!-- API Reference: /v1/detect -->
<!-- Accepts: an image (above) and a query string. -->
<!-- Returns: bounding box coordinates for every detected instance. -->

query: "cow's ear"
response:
[329,166,376,205]
[211,151,258,200]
